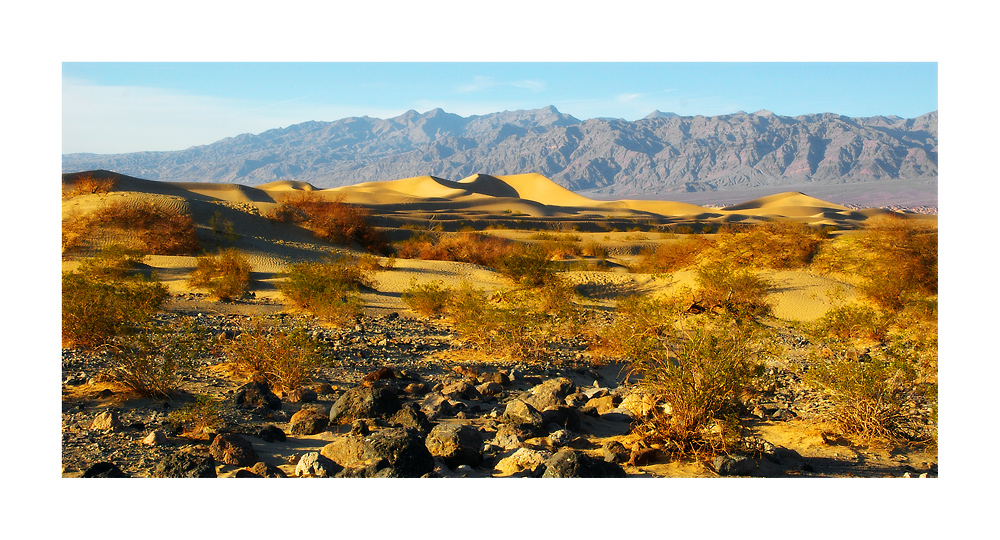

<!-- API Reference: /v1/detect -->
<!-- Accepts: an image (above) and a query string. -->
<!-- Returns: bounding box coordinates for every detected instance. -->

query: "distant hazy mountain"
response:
[62,106,938,198]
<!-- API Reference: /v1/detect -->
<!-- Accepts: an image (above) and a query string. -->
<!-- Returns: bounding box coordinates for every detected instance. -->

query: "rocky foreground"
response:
[61,295,938,479]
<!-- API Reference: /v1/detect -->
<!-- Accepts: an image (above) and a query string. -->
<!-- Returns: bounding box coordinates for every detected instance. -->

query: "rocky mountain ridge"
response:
[62,106,938,199]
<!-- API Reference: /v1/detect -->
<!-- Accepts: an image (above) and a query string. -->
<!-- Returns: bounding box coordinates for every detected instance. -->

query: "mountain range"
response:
[62,106,938,202]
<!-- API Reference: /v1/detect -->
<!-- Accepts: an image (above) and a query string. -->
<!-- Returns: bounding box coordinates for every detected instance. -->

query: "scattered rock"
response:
[328,386,402,425]
[82,462,128,478]
[288,408,330,436]
[90,410,124,431]
[502,399,545,429]
[295,452,342,477]
[257,425,286,443]
[494,448,552,476]
[321,428,434,478]
[209,433,259,466]
[286,387,318,403]
[154,452,217,478]
[601,440,629,464]
[142,429,167,446]
[233,381,282,411]
[714,454,756,476]
[542,448,627,478]
[425,422,485,468]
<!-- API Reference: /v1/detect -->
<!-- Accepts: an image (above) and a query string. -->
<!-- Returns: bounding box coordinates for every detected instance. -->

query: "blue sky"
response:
[62,62,937,154]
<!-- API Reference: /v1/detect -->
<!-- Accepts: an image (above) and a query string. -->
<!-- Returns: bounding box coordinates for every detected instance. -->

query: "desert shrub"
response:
[356,253,396,271]
[278,257,372,325]
[813,216,937,311]
[694,259,774,319]
[582,240,608,260]
[605,295,774,457]
[634,236,714,273]
[448,284,547,359]
[75,244,146,280]
[272,192,387,253]
[167,394,224,434]
[396,231,519,268]
[703,220,822,269]
[62,251,169,348]
[401,279,454,317]
[104,318,209,397]
[208,211,239,244]
[807,349,923,445]
[95,200,200,254]
[225,322,322,392]
[812,302,892,343]
[188,248,253,301]
[495,244,555,287]
[64,174,116,197]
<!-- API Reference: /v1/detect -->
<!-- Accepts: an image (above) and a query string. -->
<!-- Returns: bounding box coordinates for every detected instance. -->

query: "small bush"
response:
[812,303,891,343]
[188,249,253,301]
[445,283,551,360]
[278,257,372,325]
[703,221,822,269]
[104,318,209,397]
[224,322,322,392]
[582,240,608,260]
[208,211,239,244]
[62,251,169,348]
[395,232,518,268]
[272,192,387,253]
[64,174,115,197]
[634,236,714,273]
[402,279,454,317]
[495,244,555,287]
[813,215,937,312]
[72,200,200,255]
[808,350,921,445]
[695,260,774,319]
[605,295,774,457]
[167,394,224,434]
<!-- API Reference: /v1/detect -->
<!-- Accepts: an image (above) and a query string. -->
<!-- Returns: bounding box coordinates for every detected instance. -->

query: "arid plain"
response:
[60,170,938,478]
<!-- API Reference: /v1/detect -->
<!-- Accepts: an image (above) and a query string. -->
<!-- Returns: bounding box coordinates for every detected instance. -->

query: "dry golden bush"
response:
[224,322,322,392]
[270,192,387,253]
[188,249,253,301]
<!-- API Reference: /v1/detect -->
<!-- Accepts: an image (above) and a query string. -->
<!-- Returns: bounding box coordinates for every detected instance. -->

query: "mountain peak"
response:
[645,110,679,119]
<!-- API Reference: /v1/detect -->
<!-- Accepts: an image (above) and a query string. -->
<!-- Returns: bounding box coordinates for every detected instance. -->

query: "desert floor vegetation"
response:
[223,321,323,393]
[268,191,388,254]
[63,199,200,255]
[278,256,378,326]
[187,248,253,301]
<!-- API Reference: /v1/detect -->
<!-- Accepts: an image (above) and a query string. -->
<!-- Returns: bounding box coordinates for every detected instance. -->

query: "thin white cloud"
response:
[457,76,546,93]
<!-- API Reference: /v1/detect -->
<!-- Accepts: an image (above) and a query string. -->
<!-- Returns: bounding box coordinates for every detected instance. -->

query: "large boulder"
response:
[321,428,434,478]
[153,452,217,478]
[209,433,259,466]
[542,449,627,478]
[522,377,575,411]
[295,452,343,477]
[288,408,330,435]
[389,404,432,434]
[232,381,282,411]
[501,399,545,430]
[425,422,485,469]
[328,386,401,425]
[494,448,552,476]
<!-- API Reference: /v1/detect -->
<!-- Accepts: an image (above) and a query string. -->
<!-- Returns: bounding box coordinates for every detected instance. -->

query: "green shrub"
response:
[495,244,555,286]
[208,211,239,244]
[104,318,208,397]
[224,322,322,392]
[402,279,454,317]
[188,248,252,301]
[167,394,224,434]
[278,257,372,325]
[445,283,550,360]
[62,251,169,348]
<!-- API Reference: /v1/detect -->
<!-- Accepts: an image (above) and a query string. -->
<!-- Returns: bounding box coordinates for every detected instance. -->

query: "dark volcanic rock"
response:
[714,454,757,476]
[389,404,432,434]
[82,462,129,478]
[542,449,627,478]
[502,399,545,430]
[425,422,485,469]
[321,428,434,478]
[288,408,330,436]
[328,386,401,425]
[154,452,218,478]
[209,433,259,466]
[233,381,282,411]
[256,424,286,443]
